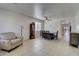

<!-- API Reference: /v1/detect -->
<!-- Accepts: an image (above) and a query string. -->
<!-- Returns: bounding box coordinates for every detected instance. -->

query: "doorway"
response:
[61,20,71,42]
[63,24,70,42]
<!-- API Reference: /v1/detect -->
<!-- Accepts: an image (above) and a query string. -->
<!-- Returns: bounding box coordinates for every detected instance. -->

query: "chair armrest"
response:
[17,37,23,40]
[0,39,11,48]
[17,37,23,42]
[0,39,11,45]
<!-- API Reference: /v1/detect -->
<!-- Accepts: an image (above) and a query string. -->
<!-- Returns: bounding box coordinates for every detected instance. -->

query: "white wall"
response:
[43,3,78,34]
[44,18,61,38]
[0,9,42,40]
[74,9,79,33]
[44,17,75,39]
[44,18,60,33]
[34,3,43,20]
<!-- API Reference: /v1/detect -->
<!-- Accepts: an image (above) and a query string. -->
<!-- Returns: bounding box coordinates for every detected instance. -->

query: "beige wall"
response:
[0,9,42,40]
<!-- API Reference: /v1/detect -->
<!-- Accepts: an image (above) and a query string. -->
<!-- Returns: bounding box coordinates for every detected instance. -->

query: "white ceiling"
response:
[43,3,79,18]
[0,3,35,17]
[0,3,79,20]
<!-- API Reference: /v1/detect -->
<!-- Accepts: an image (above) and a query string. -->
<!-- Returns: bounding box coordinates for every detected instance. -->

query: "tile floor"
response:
[0,38,79,56]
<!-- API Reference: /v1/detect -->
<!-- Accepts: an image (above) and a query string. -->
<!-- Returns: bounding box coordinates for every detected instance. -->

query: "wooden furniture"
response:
[43,33,55,39]
[54,31,58,40]
[29,22,35,39]
[42,30,58,40]
[42,31,54,40]
[70,33,79,48]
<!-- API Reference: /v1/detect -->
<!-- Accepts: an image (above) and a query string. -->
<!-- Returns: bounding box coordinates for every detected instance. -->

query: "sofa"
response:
[0,32,23,51]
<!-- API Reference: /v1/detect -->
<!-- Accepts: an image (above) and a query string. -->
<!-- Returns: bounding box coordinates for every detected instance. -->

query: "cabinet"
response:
[70,33,79,48]
[29,22,35,39]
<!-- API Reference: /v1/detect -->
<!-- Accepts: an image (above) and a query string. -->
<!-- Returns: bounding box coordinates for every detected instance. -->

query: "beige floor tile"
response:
[0,38,79,56]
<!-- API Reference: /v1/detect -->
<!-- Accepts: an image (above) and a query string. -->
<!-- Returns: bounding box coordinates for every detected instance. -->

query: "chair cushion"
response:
[0,32,17,40]
[11,39,22,45]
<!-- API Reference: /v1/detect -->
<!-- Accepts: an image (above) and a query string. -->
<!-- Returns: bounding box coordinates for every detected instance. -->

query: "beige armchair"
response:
[0,32,23,52]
